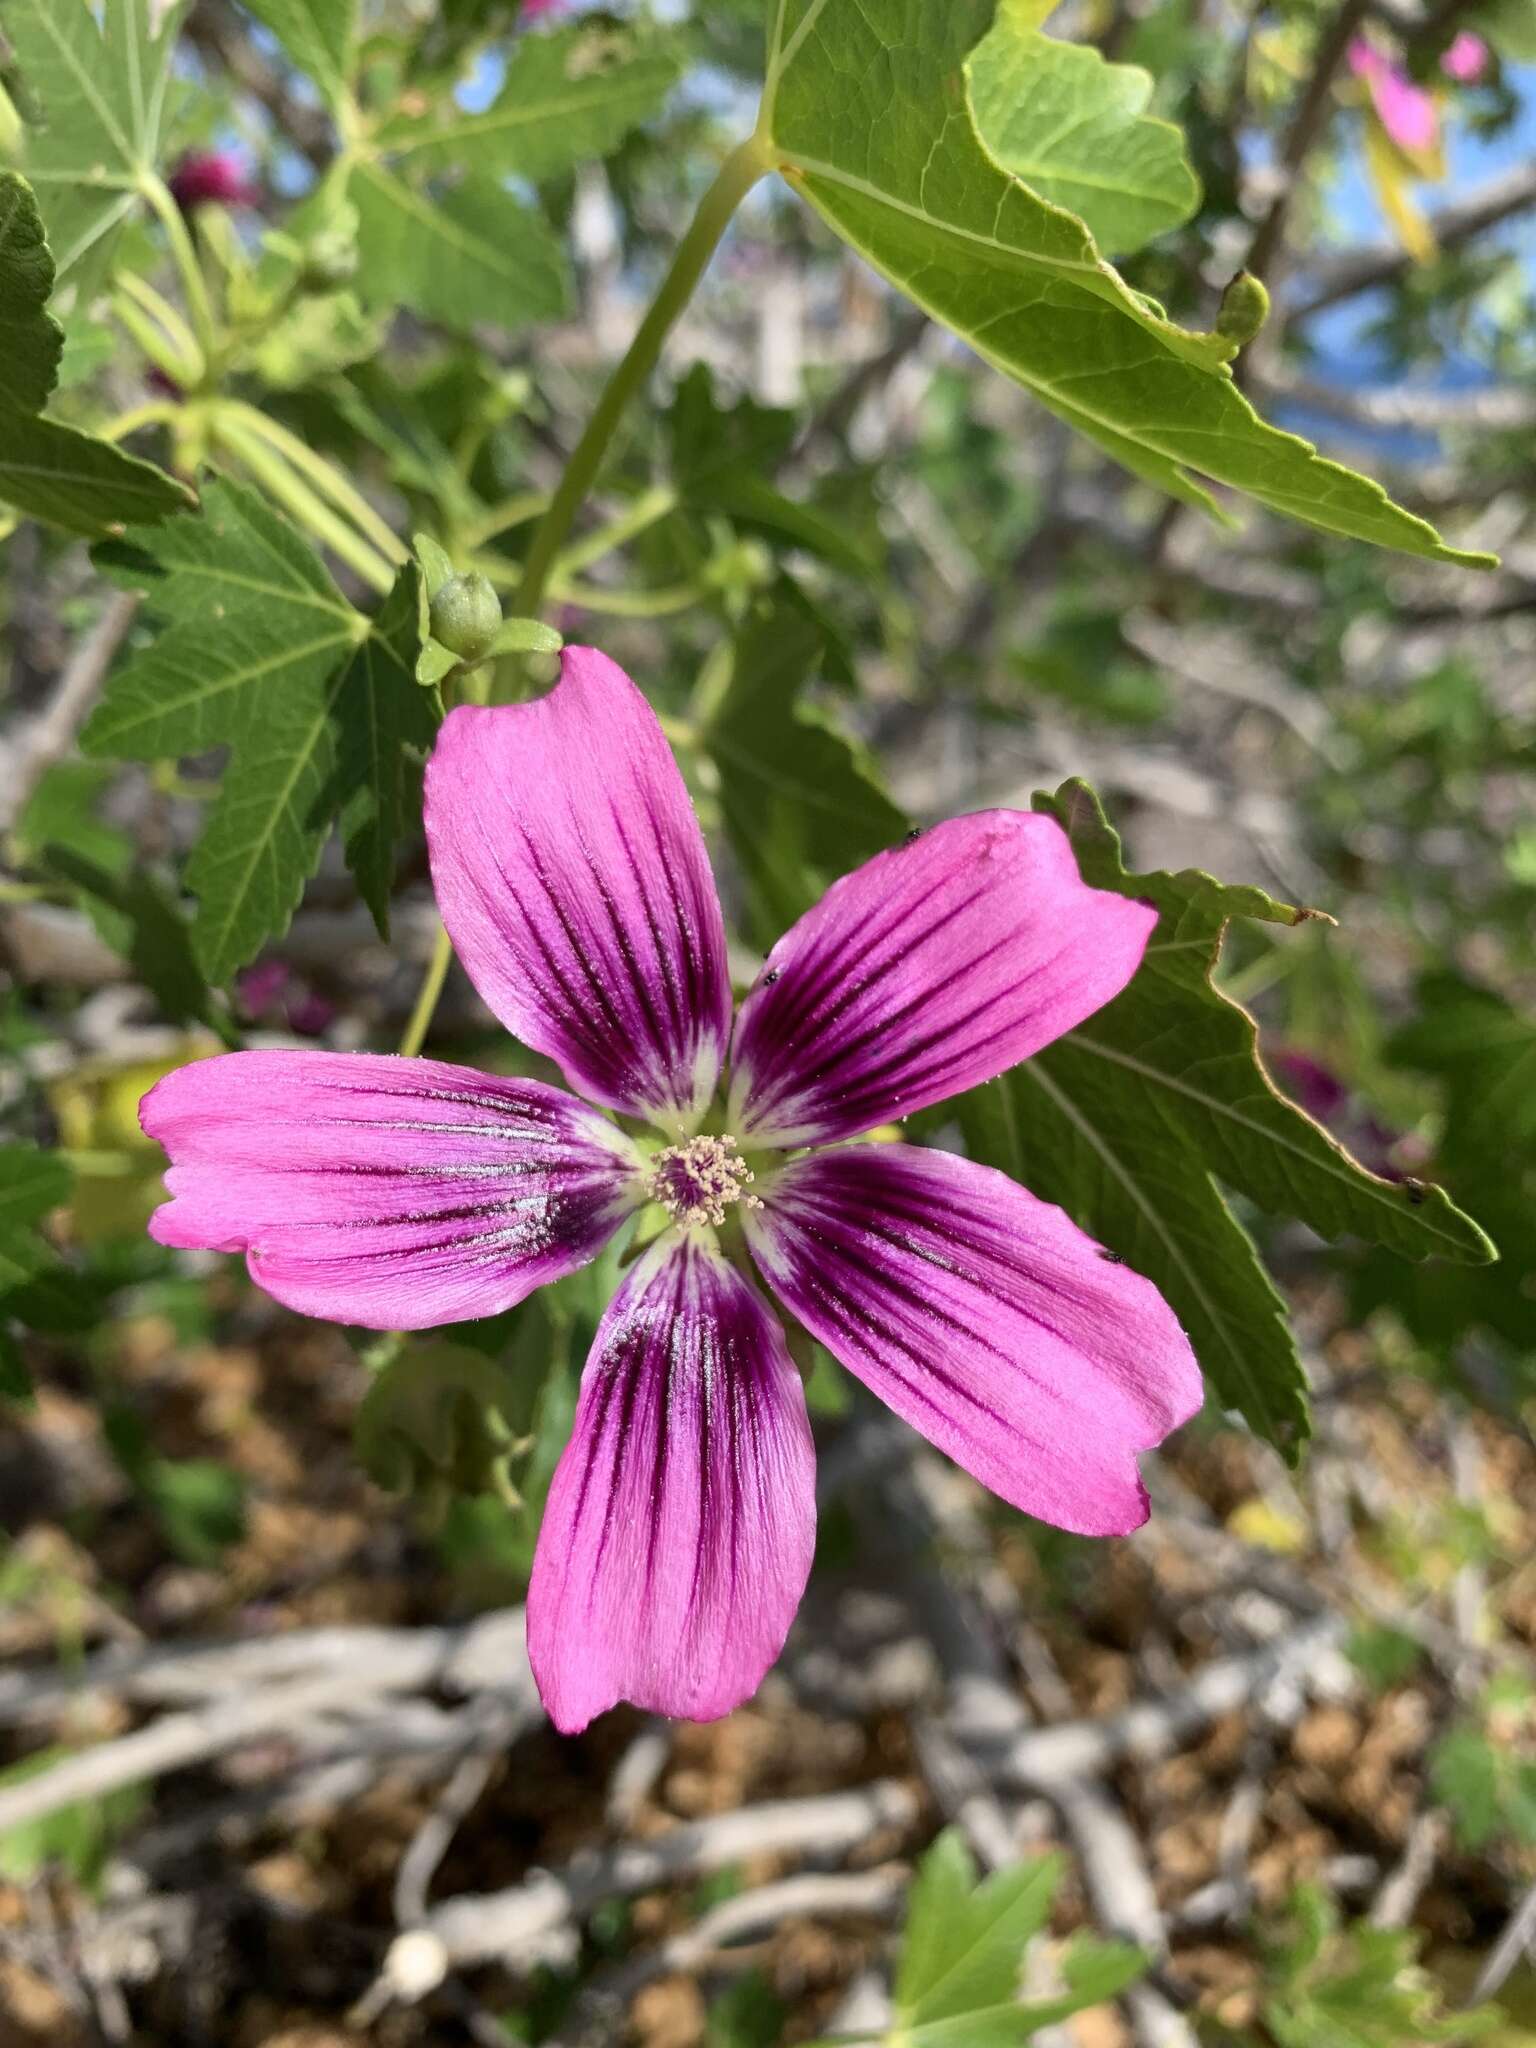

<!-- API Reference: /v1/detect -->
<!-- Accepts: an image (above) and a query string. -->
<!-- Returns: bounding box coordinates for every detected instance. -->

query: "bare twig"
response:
[0,1604,532,1724]
[1245,0,1372,282]
[1291,161,1536,319]
[1467,1878,1536,2005]
[546,1868,907,2048]
[1,594,140,838]
[1370,1810,1447,1930]
[393,1702,536,1928]
[372,1781,919,1996]
[994,1616,1348,1789]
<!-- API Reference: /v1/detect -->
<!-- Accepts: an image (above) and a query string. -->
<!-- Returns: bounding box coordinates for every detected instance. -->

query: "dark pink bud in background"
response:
[286,992,337,1039]
[236,959,291,1017]
[1270,1047,1349,1124]
[168,150,260,213]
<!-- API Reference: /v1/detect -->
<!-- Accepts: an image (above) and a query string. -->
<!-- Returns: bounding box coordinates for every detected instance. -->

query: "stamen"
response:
[647,1134,763,1229]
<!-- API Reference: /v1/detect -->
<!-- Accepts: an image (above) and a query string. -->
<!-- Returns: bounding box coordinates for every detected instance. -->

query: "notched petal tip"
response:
[730,809,1160,1147]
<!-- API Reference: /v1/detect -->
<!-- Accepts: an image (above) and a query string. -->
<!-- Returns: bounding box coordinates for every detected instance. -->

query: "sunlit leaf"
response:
[758,0,1493,562]
[969,0,1200,255]
[240,0,357,113]
[4,0,183,283]
[350,162,568,334]
[377,20,682,180]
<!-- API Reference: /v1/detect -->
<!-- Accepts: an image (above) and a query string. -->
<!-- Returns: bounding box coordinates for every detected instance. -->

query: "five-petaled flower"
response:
[141,651,1202,1733]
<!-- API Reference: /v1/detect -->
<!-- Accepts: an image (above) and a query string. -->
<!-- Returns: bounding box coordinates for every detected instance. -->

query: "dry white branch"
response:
[1467,1878,1536,2006]
[374,1781,918,1996]
[0,1605,532,1724]
[1293,161,1536,318]
[547,1867,907,2047]
[995,1616,1347,1788]
[0,1612,538,1835]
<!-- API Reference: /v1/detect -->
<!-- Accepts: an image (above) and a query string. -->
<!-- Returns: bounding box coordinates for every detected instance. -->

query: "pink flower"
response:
[141,651,1201,1733]
[168,150,259,213]
[1348,38,1438,154]
[521,0,563,17]
[1441,31,1488,81]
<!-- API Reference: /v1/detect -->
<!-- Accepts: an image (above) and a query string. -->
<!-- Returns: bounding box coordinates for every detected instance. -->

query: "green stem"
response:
[513,136,771,619]
[461,491,551,550]
[549,577,703,618]
[398,928,455,1058]
[98,400,178,444]
[223,403,408,568]
[551,484,679,581]
[111,290,201,389]
[139,172,220,373]
[399,133,768,1062]
[214,417,397,595]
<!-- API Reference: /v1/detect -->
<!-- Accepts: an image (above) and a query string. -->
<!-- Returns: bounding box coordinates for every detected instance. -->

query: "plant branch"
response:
[1244,0,1372,282]
[513,136,770,620]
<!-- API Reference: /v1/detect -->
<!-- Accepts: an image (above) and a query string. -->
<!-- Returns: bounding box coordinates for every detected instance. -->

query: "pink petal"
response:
[728,812,1156,1147]
[1350,42,1439,152]
[141,1051,642,1329]
[746,1145,1202,1537]
[425,650,731,1131]
[526,1233,816,1733]
[1441,31,1488,81]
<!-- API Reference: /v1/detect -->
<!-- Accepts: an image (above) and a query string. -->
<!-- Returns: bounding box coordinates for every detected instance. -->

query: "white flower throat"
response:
[647,1134,763,1229]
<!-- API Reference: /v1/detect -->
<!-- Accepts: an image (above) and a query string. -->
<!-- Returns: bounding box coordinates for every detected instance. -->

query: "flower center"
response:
[647,1134,762,1229]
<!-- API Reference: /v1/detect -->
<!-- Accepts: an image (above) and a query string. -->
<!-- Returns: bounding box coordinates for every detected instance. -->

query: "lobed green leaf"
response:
[4,0,182,284]
[969,0,1200,256]
[759,0,1493,564]
[82,479,430,981]
[954,782,1495,1461]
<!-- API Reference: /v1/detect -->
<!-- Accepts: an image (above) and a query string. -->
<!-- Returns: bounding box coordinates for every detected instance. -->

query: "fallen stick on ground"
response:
[995,1615,1348,1788]
[0,1605,532,1723]
[545,1867,908,2048]
[371,1781,919,1996]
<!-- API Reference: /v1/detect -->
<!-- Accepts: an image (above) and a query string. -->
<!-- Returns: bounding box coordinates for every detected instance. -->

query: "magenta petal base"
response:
[748,1144,1203,1537]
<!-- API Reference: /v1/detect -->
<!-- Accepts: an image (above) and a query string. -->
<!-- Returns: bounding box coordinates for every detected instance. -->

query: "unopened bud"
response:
[429,572,502,662]
[1216,270,1271,346]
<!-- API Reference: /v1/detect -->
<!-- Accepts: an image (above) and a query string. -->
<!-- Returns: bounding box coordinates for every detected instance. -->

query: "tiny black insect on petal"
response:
[1098,1249,1126,1264]
[903,826,924,845]
[762,967,781,986]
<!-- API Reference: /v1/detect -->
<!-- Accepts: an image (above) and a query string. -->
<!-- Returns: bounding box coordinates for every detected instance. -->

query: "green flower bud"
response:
[429,572,503,662]
[1216,270,1271,347]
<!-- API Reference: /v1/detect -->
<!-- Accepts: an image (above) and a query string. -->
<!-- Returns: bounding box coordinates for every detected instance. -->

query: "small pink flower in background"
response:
[142,650,1202,1734]
[1441,30,1489,81]
[1348,38,1438,154]
[236,959,336,1039]
[1269,1044,1416,1184]
[521,0,563,18]
[168,150,260,213]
